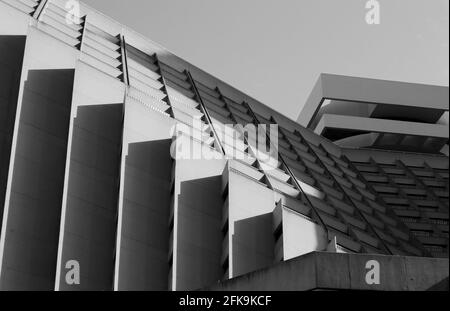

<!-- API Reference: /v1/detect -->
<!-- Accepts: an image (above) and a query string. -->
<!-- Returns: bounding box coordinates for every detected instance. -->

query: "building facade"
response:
[0,0,448,291]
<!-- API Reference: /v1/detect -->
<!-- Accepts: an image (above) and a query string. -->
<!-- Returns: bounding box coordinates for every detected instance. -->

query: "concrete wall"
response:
[0,68,74,290]
[57,103,123,291]
[0,35,25,231]
[0,25,78,290]
[281,207,328,261]
[0,5,29,232]
[0,2,32,36]
[227,169,275,278]
[56,63,125,291]
[115,99,175,291]
[207,252,449,291]
[173,147,226,290]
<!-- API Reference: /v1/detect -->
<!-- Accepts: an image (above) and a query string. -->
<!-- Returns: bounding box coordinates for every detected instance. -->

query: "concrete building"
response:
[298,74,449,155]
[0,0,448,291]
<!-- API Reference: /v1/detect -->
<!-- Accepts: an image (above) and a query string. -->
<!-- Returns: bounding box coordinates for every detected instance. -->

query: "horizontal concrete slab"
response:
[205,251,449,291]
[315,114,449,139]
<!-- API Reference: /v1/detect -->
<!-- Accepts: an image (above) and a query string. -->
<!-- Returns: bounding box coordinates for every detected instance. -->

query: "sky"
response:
[82,0,449,121]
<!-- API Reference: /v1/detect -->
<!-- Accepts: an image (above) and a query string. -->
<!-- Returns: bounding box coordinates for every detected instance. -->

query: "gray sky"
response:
[82,0,449,120]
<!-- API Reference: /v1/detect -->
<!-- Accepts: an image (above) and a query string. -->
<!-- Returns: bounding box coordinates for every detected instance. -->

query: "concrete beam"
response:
[206,251,449,291]
[315,114,449,139]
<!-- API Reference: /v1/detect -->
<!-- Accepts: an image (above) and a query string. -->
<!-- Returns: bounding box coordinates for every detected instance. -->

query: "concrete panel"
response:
[207,252,449,291]
[57,103,123,291]
[0,35,26,233]
[0,69,74,290]
[315,252,351,289]
[0,24,81,290]
[174,156,226,291]
[298,75,324,127]
[115,99,176,291]
[22,27,79,72]
[0,3,32,35]
[314,100,376,127]
[227,171,275,278]
[404,257,449,291]
[315,114,449,139]
[206,252,318,291]
[282,208,328,260]
[71,62,126,110]
[54,60,126,291]
[116,139,172,290]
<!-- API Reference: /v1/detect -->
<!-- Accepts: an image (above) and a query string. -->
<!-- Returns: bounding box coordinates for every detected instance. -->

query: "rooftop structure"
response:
[298,74,449,154]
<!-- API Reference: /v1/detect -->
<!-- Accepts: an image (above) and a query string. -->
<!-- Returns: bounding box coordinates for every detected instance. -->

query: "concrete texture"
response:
[206,252,449,291]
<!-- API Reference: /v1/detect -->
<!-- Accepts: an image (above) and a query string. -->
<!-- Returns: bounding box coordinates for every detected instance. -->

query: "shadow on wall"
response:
[117,139,173,291]
[232,213,275,278]
[0,35,26,229]
[427,277,449,291]
[176,176,223,291]
[0,68,74,290]
[58,103,123,291]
